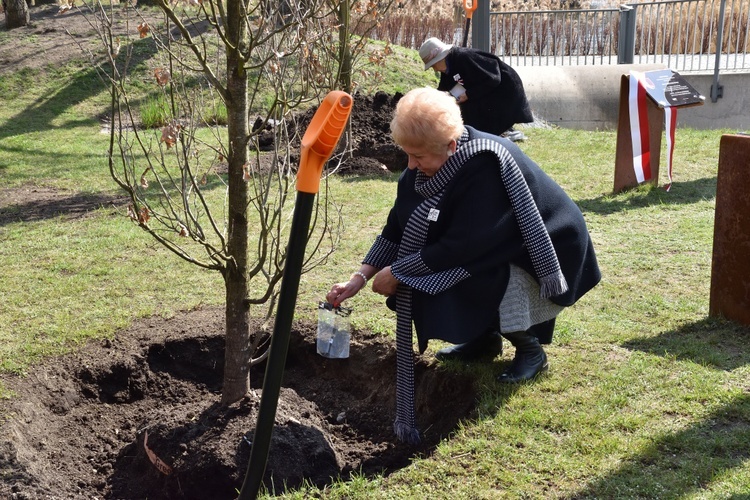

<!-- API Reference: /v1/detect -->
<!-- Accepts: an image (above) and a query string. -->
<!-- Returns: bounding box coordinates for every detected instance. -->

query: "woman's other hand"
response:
[371,266,399,297]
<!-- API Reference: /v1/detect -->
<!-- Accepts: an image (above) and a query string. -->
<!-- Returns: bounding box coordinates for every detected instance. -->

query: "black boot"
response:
[497,330,549,383]
[436,331,503,363]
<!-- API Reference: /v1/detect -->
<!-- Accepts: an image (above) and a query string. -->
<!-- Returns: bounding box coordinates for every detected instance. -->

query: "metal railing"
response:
[490,0,750,72]
[492,7,621,66]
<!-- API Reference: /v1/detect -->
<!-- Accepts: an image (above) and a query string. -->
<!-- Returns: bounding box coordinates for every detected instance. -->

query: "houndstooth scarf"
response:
[368,132,568,444]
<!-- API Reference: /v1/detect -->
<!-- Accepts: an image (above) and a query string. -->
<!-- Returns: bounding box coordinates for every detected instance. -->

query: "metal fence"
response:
[491,7,621,66]
[490,0,750,72]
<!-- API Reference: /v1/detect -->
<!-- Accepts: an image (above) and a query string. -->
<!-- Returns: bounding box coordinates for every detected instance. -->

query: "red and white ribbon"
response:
[628,71,652,183]
[663,106,677,192]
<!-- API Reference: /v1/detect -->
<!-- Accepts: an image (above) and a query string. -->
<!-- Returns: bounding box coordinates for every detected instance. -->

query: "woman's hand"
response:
[371,266,399,297]
[326,279,363,307]
[326,267,375,307]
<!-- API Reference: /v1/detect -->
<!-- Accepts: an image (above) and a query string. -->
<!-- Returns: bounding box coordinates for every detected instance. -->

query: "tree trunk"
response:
[338,0,352,93]
[4,0,30,29]
[221,0,251,405]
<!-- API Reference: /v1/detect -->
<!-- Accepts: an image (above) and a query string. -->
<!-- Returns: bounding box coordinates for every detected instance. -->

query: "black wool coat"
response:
[438,47,534,136]
[366,127,601,352]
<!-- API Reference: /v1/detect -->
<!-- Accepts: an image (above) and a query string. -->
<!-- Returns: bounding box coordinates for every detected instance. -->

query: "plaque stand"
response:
[613,74,663,194]
[613,70,704,194]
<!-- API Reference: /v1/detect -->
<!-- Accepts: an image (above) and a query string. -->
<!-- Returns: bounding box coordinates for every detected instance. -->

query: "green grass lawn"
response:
[1,25,749,498]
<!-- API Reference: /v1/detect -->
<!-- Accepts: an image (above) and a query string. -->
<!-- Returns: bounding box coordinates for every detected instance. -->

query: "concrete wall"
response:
[515,64,750,131]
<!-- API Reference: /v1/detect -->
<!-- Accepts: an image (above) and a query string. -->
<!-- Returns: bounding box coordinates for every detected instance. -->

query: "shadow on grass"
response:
[0,15,159,144]
[0,171,229,227]
[622,316,750,371]
[0,66,106,143]
[566,391,750,498]
[567,317,750,496]
[0,188,127,226]
[575,176,718,216]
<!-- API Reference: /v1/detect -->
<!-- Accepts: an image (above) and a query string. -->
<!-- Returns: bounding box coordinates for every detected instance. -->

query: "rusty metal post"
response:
[709,133,750,325]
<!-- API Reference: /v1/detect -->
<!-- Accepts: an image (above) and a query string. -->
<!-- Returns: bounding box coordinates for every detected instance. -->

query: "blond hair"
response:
[390,88,464,153]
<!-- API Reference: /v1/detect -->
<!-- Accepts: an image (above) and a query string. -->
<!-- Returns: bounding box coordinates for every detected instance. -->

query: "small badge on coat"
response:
[427,208,440,221]
[453,73,462,82]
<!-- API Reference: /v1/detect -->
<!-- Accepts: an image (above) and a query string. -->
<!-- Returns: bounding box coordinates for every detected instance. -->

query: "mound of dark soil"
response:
[342,91,407,174]
[0,307,477,499]
[290,90,407,176]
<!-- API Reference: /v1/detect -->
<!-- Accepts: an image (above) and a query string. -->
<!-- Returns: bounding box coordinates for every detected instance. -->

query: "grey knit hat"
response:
[419,37,453,70]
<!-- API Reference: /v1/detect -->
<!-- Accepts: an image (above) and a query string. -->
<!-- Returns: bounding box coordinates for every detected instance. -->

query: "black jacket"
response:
[438,47,534,135]
[367,128,600,351]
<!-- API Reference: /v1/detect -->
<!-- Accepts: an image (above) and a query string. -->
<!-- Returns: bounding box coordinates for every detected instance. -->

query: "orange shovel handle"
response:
[298,91,353,194]
[463,0,478,19]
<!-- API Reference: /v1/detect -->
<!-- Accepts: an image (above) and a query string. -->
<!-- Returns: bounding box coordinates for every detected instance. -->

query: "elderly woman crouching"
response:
[326,87,601,444]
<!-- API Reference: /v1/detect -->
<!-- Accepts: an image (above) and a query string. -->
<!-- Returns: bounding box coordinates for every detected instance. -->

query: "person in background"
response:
[418,37,533,142]
[326,88,600,445]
